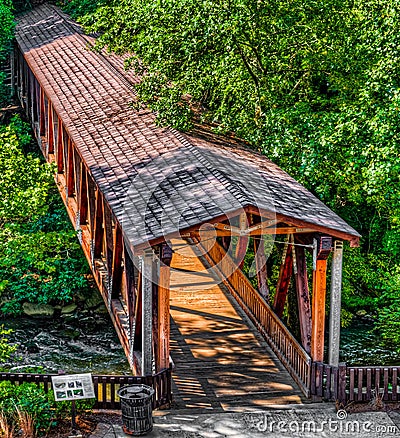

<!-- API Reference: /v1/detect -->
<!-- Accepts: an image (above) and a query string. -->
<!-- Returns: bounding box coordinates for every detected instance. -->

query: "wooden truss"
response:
[14,46,345,380]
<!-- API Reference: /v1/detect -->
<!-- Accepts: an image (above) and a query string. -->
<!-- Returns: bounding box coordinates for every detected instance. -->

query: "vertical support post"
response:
[328,241,343,367]
[294,240,312,354]
[141,249,154,375]
[39,88,45,136]
[311,259,328,362]
[254,236,269,301]
[274,239,293,317]
[235,213,249,269]
[10,47,15,98]
[157,243,172,372]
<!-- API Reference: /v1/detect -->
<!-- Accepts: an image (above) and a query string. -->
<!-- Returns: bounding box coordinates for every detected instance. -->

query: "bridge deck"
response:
[169,239,305,412]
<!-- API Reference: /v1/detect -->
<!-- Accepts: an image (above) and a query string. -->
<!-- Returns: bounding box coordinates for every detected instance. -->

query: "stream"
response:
[1,308,131,375]
[1,310,399,375]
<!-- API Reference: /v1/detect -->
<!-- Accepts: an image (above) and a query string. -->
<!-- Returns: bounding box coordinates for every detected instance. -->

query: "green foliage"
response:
[0,381,52,431]
[60,0,106,20]
[82,0,400,347]
[0,325,16,362]
[47,391,95,419]
[0,0,14,105]
[0,116,91,315]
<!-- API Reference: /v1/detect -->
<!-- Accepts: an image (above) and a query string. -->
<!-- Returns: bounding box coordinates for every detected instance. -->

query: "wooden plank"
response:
[383,368,389,401]
[366,368,372,400]
[47,102,54,154]
[39,88,45,136]
[56,118,63,173]
[274,243,293,317]
[78,165,88,226]
[141,250,154,375]
[133,272,143,351]
[87,175,96,233]
[311,259,327,362]
[392,368,398,401]
[338,363,347,405]
[157,243,172,372]
[73,149,81,200]
[103,202,114,285]
[111,224,123,298]
[254,236,269,301]
[234,213,248,269]
[358,368,363,401]
[294,242,311,353]
[93,192,104,260]
[124,246,137,342]
[66,139,75,198]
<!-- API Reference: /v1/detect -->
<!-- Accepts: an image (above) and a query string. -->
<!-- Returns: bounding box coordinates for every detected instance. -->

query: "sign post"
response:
[51,373,95,437]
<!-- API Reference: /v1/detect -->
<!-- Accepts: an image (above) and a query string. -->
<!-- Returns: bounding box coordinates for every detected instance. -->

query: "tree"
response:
[0,116,91,315]
[81,0,400,342]
[0,0,14,104]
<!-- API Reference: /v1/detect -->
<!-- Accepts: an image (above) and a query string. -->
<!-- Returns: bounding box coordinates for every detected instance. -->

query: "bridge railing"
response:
[311,362,400,404]
[196,236,312,397]
[0,368,172,410]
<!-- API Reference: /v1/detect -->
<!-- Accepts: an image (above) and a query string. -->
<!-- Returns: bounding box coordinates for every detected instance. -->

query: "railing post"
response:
[338,362,347,405]
[329,241,343,367]
[141,249,154,376]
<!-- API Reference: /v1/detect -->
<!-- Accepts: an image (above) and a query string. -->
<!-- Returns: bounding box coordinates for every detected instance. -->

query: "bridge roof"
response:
[15,5,360,249]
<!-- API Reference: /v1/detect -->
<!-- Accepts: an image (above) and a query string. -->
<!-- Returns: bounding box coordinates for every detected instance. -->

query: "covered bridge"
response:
[14,4,360,406]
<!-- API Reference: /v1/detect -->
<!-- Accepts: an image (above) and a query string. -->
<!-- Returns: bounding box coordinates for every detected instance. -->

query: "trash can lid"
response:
[117,384,155,399]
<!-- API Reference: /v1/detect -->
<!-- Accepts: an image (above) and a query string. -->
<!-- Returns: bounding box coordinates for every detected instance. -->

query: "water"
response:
[2,311,399,374]
[1,308,131,375]
[340,319,400,366]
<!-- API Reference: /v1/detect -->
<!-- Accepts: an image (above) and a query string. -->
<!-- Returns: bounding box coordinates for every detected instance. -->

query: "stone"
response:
[84,290,105,309]
[22,302,55,317]
[61,303,78,314]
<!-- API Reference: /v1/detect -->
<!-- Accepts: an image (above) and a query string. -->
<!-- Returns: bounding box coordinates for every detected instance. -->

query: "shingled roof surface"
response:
[15,4,360,248]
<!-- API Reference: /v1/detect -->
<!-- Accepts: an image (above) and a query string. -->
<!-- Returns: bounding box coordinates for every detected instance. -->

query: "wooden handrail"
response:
[196,237,312,397]
[0,368,172,410]
[311,362,400,403]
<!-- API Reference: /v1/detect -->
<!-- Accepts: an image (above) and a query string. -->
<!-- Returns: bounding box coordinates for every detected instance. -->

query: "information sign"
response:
[51,373,95,402]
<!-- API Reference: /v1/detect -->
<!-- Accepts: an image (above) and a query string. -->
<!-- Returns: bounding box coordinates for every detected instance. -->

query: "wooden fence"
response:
[0,368,172,410]
[311,362,400,404]
[197,237,312,397]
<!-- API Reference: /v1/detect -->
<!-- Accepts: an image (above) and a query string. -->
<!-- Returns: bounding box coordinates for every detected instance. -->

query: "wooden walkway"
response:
[169,239,305,412]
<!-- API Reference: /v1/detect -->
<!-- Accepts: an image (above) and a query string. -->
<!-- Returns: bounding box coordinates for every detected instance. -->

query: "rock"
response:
[84,289,105,310]
[25,341,40,353]
[61,303,78,314]
[22,302,55,317]
[60,328,81,340]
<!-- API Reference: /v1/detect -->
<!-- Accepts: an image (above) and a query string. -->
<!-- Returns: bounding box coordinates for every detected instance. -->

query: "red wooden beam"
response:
[311,259,328,362]
[254,236,270,301]
[39,88,45,136]
[66,139,75,198]
[78,165,88,226]
[56,118,63,173]
[234,213,249,269]
[103,202,114,279]
[274,242,293,317]
[111,224,123,298]
[124,246,137,342]
[157,243,172,372]
[93,191,104,260]
[294,241,312,353]
[47,103,54,155]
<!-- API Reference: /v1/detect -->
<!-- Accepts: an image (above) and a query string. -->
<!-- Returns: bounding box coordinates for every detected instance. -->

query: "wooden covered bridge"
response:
[13,5,361,410]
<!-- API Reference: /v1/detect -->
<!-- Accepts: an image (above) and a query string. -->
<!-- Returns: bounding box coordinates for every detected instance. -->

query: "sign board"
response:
[51,373,95,402]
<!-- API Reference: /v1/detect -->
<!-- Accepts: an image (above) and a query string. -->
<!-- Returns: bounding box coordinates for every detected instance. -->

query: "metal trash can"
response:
[117,384,155,436]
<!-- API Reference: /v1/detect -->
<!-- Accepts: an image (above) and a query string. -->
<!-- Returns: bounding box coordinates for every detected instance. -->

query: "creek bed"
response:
[1,308,131,375]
